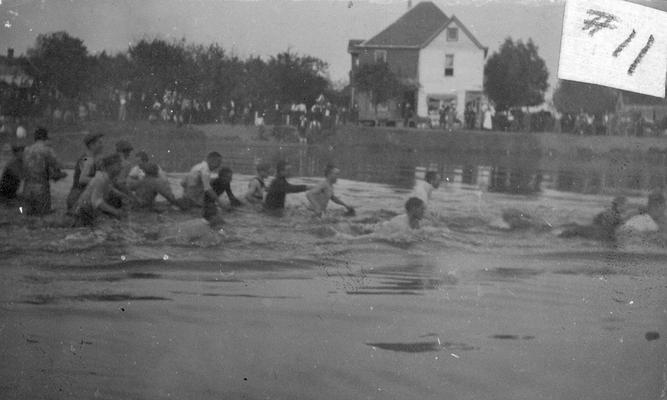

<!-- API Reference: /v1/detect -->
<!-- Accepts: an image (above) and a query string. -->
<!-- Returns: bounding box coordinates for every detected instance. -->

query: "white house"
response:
[349,1,487,126]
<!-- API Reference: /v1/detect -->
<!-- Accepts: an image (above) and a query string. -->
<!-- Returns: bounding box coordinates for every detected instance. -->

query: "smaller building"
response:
[0,48,35,118]
[348,1,487,126]
[616,91,667,124]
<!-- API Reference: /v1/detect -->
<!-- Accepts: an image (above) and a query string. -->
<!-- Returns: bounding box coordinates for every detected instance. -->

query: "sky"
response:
[1,0,665,95]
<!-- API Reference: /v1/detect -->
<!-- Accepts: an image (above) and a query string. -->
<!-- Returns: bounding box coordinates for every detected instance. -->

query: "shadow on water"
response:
[366,341,477,353]
[490,334,535,340]
[344,264,459,296]
[477,267,543,281]
[22,293,171,305]
[169,291,300,299]
[533,251,667,264]
[46,258,321,273]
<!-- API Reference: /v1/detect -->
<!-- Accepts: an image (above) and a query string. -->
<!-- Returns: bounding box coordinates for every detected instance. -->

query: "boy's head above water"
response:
[405,197,426,221]
[324,164,340,184]
[647,191,666,220]
[276,160,292,177]
[425,171,441,189]
[218,167,233,183]
[101,154,122,177]
[206,151,223,170]
[136,151,150,168]
[256,162,271,178]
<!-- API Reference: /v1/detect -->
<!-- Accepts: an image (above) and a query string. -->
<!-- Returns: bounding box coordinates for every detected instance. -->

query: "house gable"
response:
[422,15,488,56]
[361,1,448,48]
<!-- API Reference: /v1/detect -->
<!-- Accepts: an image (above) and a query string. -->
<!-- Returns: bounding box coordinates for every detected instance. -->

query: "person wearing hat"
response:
[66,132,104,211]
[21,127,67,215]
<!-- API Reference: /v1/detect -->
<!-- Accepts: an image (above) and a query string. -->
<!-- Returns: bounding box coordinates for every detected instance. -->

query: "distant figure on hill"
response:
[22,128,67,215]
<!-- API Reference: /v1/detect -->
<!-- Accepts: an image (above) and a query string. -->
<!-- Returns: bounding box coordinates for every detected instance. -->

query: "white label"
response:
[558,0,667,97]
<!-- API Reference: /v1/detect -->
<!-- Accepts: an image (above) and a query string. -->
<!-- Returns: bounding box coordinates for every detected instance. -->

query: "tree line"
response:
[9,31,341,119]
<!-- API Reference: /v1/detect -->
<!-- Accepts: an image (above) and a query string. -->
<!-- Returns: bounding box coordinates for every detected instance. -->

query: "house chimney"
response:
[407,0,412,9]
[7,48,14,59]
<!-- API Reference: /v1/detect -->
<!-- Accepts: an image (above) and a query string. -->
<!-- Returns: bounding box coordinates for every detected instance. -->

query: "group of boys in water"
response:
[0,127,363,229]
[1,127,665,241]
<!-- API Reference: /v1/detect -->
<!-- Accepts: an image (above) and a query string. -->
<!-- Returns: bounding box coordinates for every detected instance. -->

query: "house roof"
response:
[348,39,364,53]
[362,1,448,48]
[423,15,488,53]
[353,1,486,54]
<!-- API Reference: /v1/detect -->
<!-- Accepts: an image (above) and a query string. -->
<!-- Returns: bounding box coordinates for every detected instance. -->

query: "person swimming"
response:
[619,191,665,233]
[558,196,628,241]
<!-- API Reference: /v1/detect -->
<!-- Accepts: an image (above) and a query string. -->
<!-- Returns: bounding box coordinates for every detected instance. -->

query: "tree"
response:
[552,80,618,115]
[353,62,414,120]
[128,38,190,95]
[266,51,329,105]
[484,38,549,111]
[27,31,91,99]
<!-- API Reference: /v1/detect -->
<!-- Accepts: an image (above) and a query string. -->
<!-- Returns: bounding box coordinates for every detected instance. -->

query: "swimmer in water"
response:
[619,191,666,233]
[245,162,270,205]
[378,197,426,231]
[306,164,355,217]
[203,167,242,227]
[336,197,426,238]
[263,160,310,215]
[180,151,223,209]
[71,154,126,226]
[410,171,441,207]
[558,196,628,241]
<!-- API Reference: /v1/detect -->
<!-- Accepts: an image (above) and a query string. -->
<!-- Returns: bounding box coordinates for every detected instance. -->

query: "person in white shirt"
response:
[180,152,223,208]
[378,197,425,232]
[619,191,665,233]
[410,170,440,206]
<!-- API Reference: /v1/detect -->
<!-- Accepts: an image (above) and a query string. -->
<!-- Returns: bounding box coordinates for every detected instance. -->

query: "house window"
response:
[374,50,387,63]
[447,27,459,41]
[445,54,454,76]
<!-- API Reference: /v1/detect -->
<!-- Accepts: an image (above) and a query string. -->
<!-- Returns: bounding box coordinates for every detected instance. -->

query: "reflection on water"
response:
[199,140,666,196]
[39,133,666,196]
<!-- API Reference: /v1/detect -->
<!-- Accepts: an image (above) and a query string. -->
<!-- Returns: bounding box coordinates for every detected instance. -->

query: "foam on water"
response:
[1,174,666,269]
